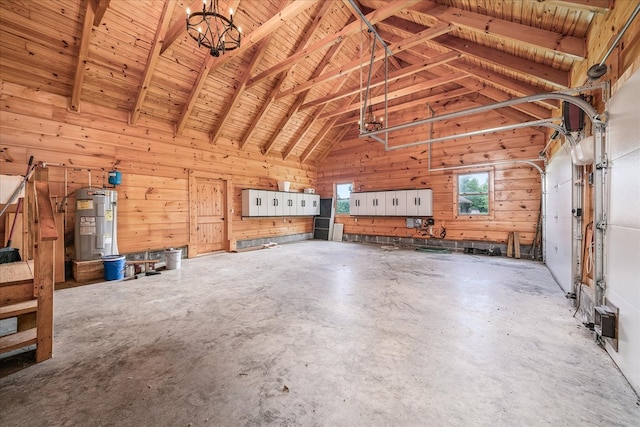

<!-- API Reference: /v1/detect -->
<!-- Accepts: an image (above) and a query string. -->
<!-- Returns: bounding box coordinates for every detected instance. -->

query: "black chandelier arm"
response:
[186,0,241,57]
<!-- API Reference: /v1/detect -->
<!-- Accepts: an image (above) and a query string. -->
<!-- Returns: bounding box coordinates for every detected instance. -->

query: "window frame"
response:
[453,169,494,219]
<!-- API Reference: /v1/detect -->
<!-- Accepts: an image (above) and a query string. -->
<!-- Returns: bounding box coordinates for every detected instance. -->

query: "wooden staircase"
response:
[0,167,58,362]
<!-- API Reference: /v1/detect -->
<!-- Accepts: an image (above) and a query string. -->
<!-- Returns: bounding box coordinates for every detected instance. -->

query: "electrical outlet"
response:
[414,218,422,227]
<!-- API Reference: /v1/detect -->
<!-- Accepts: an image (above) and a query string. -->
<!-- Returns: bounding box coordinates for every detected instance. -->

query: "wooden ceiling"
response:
[0,0,608,163]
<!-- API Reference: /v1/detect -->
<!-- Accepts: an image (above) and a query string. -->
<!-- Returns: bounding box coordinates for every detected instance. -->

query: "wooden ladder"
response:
[0,167,58,362]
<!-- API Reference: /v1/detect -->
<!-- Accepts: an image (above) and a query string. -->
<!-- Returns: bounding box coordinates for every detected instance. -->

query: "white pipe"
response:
[385,119,575,151]
[362,88,605,140]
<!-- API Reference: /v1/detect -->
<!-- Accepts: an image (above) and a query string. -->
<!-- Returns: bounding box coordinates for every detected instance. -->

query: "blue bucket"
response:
[102,255,126,280]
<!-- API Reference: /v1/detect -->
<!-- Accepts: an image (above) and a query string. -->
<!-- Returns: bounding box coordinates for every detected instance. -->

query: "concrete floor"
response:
[1,240,638,426]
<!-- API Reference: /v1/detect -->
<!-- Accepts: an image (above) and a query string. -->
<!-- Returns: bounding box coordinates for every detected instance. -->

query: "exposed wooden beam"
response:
[175,0,299,136]
[246,0,421,88]
[281,43,356,160]
[411,3,586,59]
[301,51,462,110]
[436,35,569,89]
[539,0,611,13]
[393,49,550,124]
[276,23,454,100]
[263,40,346,157]
[90,0,110,26]
[239,0,334,151]
[379,16,569,89]
[209,36,273,143]
[175,56,215,135]
[443,60,559,110]
[212,0,317,69]
[70,1,95,112]
[300,118,342,163]
[376,26,558,111]
[130,0,176,125]
[315,125,352,164]
[239,71,287,150]
[319,72,468,120]
[333,86,478,127]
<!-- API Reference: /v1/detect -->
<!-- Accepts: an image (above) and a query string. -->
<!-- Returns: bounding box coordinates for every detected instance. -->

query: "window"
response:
[335,183,353,214]
[457,172,490,215]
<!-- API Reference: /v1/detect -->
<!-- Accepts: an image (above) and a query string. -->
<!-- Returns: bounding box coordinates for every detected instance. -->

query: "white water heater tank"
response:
[74,188,119,261]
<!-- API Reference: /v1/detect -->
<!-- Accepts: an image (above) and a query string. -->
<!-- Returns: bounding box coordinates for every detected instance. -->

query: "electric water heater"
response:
[74,188,119,261]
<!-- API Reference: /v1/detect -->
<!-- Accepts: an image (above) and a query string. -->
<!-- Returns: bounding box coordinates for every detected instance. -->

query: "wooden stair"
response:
[0,166,58,363]
[0,328,37,354]
[0,297,39,355]
[0,298,37,319]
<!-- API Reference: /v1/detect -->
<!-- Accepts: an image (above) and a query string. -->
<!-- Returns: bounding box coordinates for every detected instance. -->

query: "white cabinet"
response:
[242,189,319,217]
[242,189,269,217]
[405,189,433,216]
[365,192,385,216]
[384,191,407,216]
[299,193,320,216]
[350,189,432,217]
[267,192,285,216]
[349,193,365,216]
[282,192,298,216]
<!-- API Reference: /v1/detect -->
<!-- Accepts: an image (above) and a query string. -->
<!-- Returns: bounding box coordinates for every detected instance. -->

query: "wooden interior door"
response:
[195,178,225,253]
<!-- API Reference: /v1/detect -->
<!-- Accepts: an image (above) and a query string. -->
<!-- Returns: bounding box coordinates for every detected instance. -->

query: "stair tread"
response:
[0,328,37,353]
[0,299,38,320]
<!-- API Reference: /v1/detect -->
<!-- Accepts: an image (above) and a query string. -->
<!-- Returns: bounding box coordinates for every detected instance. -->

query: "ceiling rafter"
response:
[209,35,274,144]
[373,26,557,112]
[296,62,386,162]
[90,0,110,26]
[275,23,454,101]
[410,2,586,59]
[239,71,288,150]
[261,40,346,156]
[318,72,468,120]
[130,0,176,125]
[300,51,462,111]
[161,0,205,55]
[70,0,95,112]
[315,124,352,164]
[239,0,334,151]
[379,16,569,89]
[333,86,478,127]
[539,0,611,13]
[174,0,305,136]
[246,0,421,88]
[281,48,360,160]
[389,48,549,128]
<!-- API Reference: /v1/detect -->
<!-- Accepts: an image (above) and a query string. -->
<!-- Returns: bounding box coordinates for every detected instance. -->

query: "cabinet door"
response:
[309,195,320,215]
[416,189,433,216]
[366,192,385,215]
[350,193,364,215]
[405,190,420,216]
[395,190,408,216]
[268,191,285,216]
[385,191,405,216]
[242,189,269,216]
[283,193,297,216]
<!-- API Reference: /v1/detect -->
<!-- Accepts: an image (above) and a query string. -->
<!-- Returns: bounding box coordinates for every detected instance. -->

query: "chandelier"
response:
[186,0,242,57]
[361,104,383,132]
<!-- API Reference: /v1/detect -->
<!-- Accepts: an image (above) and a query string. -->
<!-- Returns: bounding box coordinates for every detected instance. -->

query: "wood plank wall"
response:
[316,95,545,246]
[0,80,317,256]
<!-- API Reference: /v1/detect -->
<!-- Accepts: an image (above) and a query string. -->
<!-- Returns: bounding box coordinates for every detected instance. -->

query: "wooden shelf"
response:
[0,328,37,354]
[0,299,37,320]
